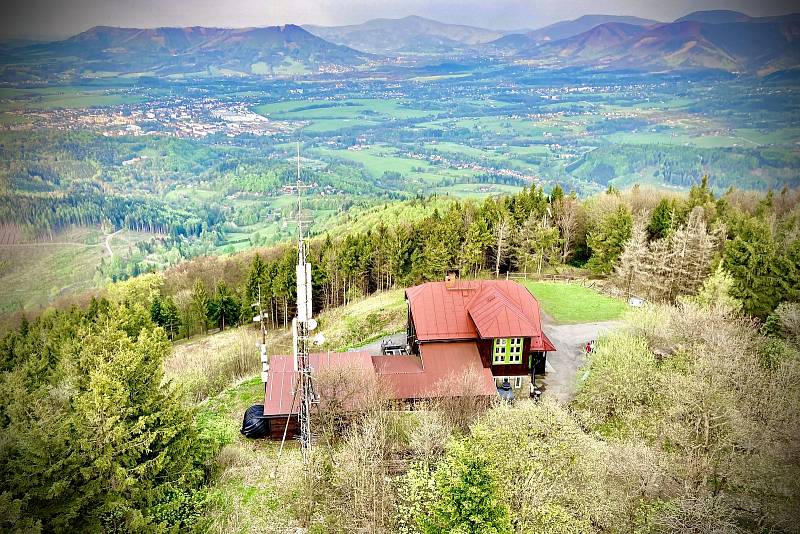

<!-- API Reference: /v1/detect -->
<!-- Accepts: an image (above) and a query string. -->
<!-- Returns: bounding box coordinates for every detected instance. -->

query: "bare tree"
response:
[493,216,510,277]
[311,362,384,447]
[553,196,581,262]
[429,368,495,433]
[615,221,650,295]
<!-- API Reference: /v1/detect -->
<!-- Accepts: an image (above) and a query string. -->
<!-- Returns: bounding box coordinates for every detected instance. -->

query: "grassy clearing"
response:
[521,280,627,324]
[314,145,433,176]
[168,288,405,401]
[0,227,160,315]
[196,376,301,532]
[168,326,292,402]
[0,87,143,111]
[173,289,409,529]
[316,289,407,350]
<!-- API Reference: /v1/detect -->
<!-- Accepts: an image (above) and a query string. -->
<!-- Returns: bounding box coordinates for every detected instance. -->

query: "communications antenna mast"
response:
[292,142,316,458]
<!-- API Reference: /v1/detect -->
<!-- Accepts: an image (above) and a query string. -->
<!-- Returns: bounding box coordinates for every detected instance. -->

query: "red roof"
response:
[263,351,374,416]
[406,280,545,341]
[263,342,497,415]
[374,341,497,399]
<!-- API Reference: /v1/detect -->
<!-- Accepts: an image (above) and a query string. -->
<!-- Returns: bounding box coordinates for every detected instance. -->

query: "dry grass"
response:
[165,289,405,402]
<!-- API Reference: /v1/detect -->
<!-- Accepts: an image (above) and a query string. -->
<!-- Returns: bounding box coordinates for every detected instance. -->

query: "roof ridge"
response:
[466,283,527,319]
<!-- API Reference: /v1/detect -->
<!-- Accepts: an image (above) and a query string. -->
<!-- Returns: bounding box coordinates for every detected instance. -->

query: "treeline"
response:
[133,179,799,343]
[573,144,800,190]
[0,184,223,239]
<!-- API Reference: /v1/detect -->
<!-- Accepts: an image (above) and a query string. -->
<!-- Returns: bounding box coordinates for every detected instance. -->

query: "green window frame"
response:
[492,337,523,364]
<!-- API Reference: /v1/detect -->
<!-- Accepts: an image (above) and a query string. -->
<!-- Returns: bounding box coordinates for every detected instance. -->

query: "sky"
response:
[0,0,797,39]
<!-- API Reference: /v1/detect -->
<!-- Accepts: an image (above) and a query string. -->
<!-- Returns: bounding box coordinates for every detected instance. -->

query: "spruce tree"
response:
[647,198,674,240]
[586,204,633,274]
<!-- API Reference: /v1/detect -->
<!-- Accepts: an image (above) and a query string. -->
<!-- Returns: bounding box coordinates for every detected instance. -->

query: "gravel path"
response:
[539,314,623,403]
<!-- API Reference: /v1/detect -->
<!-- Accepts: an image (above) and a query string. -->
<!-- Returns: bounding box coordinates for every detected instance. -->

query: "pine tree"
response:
[460,217,491,276]
[647,198,675,240]
[586,204,633,274]
[209,281,240,331]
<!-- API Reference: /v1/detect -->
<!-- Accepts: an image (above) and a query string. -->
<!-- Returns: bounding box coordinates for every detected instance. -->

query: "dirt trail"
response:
[104,229,122,258]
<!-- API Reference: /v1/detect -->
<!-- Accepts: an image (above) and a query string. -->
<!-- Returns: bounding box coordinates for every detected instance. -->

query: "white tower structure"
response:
[292,142,316,457]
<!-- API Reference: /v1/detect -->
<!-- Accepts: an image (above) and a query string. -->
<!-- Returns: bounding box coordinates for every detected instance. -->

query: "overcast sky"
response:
[1,0,797,39]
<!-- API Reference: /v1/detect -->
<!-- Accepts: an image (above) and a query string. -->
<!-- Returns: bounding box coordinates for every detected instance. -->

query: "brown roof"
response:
[406,280,546,341]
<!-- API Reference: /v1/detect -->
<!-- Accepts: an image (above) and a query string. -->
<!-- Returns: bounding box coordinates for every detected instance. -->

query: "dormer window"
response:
[493,337,523,364]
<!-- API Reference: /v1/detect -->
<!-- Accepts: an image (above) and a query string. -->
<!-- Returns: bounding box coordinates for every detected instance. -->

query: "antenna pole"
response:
[293,141,315,459]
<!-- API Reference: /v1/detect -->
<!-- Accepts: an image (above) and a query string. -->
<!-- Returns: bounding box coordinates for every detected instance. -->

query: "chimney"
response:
[445,271,457,289]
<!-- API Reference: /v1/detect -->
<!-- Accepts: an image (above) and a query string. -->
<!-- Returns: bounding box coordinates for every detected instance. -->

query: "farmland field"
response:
[1,67,799,315]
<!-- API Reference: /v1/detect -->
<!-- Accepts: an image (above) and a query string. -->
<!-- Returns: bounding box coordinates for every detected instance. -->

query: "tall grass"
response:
[165,329,262,403]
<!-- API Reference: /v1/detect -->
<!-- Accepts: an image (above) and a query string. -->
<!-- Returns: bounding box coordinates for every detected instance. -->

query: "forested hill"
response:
[9,180,798,336]
[1,180,799,532]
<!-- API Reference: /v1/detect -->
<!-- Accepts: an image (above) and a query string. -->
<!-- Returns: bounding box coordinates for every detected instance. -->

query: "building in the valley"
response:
[257,276,555,439]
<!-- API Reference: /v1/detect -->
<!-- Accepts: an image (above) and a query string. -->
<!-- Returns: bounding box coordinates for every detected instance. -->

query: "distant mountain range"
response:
[491,14,661,49]
[509,13,800,74]
[0,25,371,80]
[675,10,800,24]
[303,15,504,54]
[1,10,799,79]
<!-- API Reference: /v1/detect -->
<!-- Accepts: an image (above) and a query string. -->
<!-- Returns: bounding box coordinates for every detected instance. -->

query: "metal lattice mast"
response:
[293,141,315,458]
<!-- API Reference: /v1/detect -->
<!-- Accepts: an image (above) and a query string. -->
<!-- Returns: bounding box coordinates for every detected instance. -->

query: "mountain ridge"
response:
[2,24,371,79]
[515,17,800,74]
[303,15,506,54]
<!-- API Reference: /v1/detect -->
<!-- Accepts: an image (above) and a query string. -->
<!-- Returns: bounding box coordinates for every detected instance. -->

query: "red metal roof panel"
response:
[407,280,544,341]
[263,351,374,416]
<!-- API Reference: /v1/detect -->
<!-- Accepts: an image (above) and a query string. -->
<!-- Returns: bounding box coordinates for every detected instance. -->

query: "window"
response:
[493,339,506,363]
[514,376,523,389]
[492,338,524,364]
[508,337,522,363]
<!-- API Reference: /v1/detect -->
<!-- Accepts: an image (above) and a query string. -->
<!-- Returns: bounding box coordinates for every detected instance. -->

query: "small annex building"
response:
[259,277,555,439]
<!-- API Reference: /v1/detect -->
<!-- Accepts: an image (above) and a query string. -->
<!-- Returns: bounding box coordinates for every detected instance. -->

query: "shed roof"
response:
[406,280,545,341]
[263,342,497,416]
[263,351,374,417]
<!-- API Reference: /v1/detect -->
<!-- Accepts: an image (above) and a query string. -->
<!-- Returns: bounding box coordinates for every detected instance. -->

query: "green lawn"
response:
[522,280,627,324]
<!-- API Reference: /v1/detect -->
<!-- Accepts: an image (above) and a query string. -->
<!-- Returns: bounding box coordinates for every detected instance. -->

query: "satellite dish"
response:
[312,333,326,346]
[307,318,318,331]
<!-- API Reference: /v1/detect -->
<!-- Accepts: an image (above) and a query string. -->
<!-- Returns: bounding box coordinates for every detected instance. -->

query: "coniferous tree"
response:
[615,221,650,295]
[587,204,633,274]
[209,281,240,331]
[0,312,207,532]
[647,198,675,240]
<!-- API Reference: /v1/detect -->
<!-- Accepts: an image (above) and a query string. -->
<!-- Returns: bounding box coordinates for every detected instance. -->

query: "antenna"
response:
[292,141,316,459]
[253,285,268,392]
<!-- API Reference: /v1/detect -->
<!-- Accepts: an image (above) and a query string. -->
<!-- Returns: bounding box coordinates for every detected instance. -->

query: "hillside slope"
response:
[304,15,504,53]
[2,25,371,79]
[516,18,800,73]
